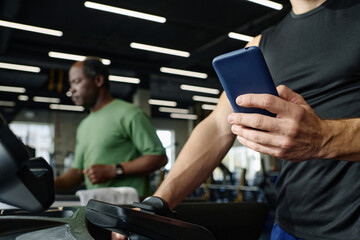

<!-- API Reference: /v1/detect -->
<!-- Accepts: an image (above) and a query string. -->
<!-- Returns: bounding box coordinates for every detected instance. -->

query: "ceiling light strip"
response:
[109,75,140,84]
[0,85,26,93]
[246,0,283,10]
[0,62,40,73]
[170,113,198,120]
[33,96,60,104]
[0,20,63,37]
[0,101,16,107]
[180,84,219,95]
[50,104,85,112]
[160,67,207,79]
[84,1,166,23]
[159,107,189,114]
[148,99,177,107]
[228,32,254,42]
[192,95,219,104]
[202,104,217,111]
[130,42,190,57]
[18,95,29,101]
[48,51,111,65]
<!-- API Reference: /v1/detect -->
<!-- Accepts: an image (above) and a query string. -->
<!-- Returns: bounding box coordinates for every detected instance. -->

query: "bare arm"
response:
[111,36,262,240]
[152,36,261,209]
[320,119,360,161]
[121,154,167,175]
[154,92,236,209]
[54,168,84,190]
[83,154,167,184]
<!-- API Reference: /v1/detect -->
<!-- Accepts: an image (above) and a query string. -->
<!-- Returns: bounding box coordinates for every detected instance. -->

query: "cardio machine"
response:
[0,113,268,239]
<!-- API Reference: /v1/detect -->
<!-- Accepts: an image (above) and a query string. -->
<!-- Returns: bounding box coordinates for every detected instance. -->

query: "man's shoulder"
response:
[107,99,145,122]
[111,99,142,112]
[76,114,91,132]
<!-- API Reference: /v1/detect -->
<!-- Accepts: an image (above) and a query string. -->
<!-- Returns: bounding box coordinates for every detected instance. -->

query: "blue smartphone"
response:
[212,46,278,117]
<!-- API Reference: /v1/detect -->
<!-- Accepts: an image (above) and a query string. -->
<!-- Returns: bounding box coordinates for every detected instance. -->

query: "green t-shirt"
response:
[72,99,165,198]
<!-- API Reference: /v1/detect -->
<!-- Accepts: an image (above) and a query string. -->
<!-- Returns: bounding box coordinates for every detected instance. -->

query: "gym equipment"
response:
[86,199,216,240]
[0,114,54,213]
[0,113,268,239]
[86,197,268,240]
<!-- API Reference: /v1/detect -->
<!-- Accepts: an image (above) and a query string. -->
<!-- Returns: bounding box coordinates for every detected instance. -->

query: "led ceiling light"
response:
[228,32,254,42]
[109,75,140,84]
[0,101,16,107]
[170,113,198,120]
[33,96,60,104]
[0,85,26,93]
[0,20,63,37]
[84,1,166,23]
[247,0,283,10]
[50,104,85,112]
[18,95,29,101]
[0,62,40,73]
[159,107,189,114]
[48,51,111,65]
[130,42,190,57]
[180,84,220,95]
[160,67,207,79]
[148,99,177,107]
[192,95,219,104]
[201,104,217,111]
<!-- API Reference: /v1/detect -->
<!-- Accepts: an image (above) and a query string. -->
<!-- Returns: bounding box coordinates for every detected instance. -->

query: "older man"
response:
[55,58,167,199]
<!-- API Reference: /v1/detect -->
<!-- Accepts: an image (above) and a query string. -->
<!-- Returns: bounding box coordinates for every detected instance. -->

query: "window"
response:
[220,141,261,182]
[9,122,54,163]
[156,129,175,170]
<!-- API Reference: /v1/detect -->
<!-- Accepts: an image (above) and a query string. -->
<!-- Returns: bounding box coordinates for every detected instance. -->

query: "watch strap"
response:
[115,164,124,178]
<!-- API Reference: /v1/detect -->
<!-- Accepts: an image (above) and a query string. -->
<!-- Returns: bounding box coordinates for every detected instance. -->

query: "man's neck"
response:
[90,91,114,112]
[290,0,327,14]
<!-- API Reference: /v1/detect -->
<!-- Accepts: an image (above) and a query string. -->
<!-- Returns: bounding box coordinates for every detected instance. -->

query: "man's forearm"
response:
[80,155,167,185]
[153,92,236,209]
[54,168,84,190]
[320,118,360,161]
[54,176,78,190]
[154,118,235,209]
[120,154,167,176]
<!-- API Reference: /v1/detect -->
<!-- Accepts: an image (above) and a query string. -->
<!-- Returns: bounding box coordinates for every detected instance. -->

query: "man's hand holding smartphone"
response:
[227,85,328,162]
[213,47,328,162]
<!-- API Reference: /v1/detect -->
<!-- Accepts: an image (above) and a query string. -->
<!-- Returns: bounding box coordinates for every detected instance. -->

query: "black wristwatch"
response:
[115,164,124,178]
[132,196,176,217]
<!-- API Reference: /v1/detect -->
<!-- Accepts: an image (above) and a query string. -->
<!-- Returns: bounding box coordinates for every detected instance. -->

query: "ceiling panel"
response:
[0,0,291,121]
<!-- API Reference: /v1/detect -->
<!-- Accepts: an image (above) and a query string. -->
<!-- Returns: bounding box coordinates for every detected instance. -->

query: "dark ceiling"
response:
[0,0,290,122]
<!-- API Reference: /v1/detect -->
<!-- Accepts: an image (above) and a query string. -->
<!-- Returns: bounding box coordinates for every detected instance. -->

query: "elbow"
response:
[148,154,168,171]
[154,154,167,169]
[160,154,168,167]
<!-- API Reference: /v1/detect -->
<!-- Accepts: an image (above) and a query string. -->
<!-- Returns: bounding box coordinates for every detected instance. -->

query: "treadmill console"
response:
[86,199,216,240]
[0,114,54,213]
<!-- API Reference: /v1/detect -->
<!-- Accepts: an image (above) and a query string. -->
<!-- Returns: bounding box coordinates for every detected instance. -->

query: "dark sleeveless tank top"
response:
[259,0,360,239]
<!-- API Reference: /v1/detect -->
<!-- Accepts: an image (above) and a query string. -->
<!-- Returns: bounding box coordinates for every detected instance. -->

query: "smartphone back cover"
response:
[212,46,278,116]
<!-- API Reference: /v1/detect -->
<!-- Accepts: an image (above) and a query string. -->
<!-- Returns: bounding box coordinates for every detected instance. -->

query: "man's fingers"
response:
[228,113,279,132]
[276,85,307,105]
[235,86,306,116]
[112,232,127,240]
[236,135,281,157]
[236,93,290,116]
[231,125,291,149]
